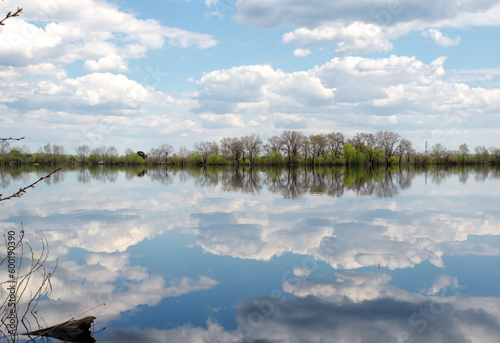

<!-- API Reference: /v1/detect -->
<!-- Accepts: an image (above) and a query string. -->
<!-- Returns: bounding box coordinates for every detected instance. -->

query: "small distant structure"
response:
[425,140,428,155]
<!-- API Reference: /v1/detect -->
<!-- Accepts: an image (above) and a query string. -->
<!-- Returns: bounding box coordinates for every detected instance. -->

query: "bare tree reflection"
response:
[77,168,91,184]
[4,165,496,199]
[474,165,491,183]
[148,168,173,185]
[86,166,119,183]
[37,169,64,185]
[458,166,471,184]
[0,170,11,189]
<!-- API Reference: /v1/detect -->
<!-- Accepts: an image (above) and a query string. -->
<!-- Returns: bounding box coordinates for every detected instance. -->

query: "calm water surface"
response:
[1,165,500,342]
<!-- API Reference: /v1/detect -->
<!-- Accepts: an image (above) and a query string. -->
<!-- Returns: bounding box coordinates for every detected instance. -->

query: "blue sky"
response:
[0,0,499,154]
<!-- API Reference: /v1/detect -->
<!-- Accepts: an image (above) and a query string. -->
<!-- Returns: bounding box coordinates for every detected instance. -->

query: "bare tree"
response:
[474,146,489,163]
[229,138,244,163]
[219,138,232,160]
[0,140,10,156]
[325,132,344,158]
[90,145,108,162]
[309,134,327,159]
[397,139,413,164]
[159,143,174,162]
[431,143,448,164]
[107,146,119,164]
[194,141,218,164]
[76,145,91,163]
[178,146,190,165]
[267,136,282,152]
[301,138,312,164]
[350,132,375,150]
[374,131,401,165]
[148,147,162,164]
[279,130,306,165]
[241,134,262,164]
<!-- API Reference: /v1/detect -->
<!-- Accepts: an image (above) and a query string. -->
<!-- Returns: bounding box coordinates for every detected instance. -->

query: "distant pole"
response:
[425,140,428,155]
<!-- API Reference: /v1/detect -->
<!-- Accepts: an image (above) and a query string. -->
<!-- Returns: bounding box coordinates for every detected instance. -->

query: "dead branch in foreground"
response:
[0,168,62,202]
[0,226,57,343]
[23,316,96,343]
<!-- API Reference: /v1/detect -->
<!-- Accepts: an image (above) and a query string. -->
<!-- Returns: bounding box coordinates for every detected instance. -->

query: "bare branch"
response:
[0,7,22,26]
[0,226,57,343]
[0,167,61,202]
[0,137,25,141]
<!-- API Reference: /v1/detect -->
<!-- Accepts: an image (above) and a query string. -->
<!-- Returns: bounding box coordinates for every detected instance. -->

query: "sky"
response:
[0,0,499,155]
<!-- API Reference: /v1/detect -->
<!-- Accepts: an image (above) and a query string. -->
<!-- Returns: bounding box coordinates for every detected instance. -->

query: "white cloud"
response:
[103,320,242,343]
[235,0,499,53]
[205,0,237,18]
[196,64,335,113]
[284,22,393,54]
[200,113,245,128]
[425,275,459,295]
[43,72,159,110]
[292,48,311,58]
[1,53,500,151]
[83,54,129,73]
[236,0,500,29]
[43,258,218,325]
[0,0,217,67]
[292,267,312,277]
[423,29,461,47]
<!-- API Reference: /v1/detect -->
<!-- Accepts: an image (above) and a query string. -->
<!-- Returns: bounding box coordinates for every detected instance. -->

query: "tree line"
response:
[1,131,499,166]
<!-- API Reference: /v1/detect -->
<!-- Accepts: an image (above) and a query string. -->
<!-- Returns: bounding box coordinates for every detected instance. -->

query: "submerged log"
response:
[23,316,96,343]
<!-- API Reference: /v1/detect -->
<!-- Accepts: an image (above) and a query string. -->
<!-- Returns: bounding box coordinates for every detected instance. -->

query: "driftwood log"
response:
[23,316,96,343]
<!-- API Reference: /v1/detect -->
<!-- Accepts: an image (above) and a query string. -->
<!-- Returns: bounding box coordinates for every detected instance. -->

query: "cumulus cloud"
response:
[40,257,218,325]
[1,50,500,158]
[237,295,500,343]
[236,0,500,29]
[83,55,129,73]
[235,271,500,343]
[186,54,500,148]
[292,48,311,58]
[0,0,217,67]
[426,275,460,295]
[195,64,335,113]
[234,0,499,53]
[423,28,461,47]
[284,22,393,54]
[103,320,241,343]
[86,271,500,342]
[200,113,245,129]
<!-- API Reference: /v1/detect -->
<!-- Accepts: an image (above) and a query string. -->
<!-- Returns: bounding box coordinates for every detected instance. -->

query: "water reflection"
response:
[76,164,500,199]
[2,165,498,199]
[0,165,499,342]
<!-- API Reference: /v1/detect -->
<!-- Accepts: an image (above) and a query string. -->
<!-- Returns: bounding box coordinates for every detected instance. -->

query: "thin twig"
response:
[0,167,61,202]
[0,227,57,343]
[0,137,24,141]
[0,8,22,26]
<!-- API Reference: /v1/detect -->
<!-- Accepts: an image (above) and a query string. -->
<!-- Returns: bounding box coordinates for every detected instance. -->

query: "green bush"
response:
[268,151,283,165]
[388,156,398,165]
[354,150,365,165]
[314,156,325,165]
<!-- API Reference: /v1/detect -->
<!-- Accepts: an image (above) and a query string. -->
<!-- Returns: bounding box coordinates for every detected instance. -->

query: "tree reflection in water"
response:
[1,165,498,199]
[190,165,413,199]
